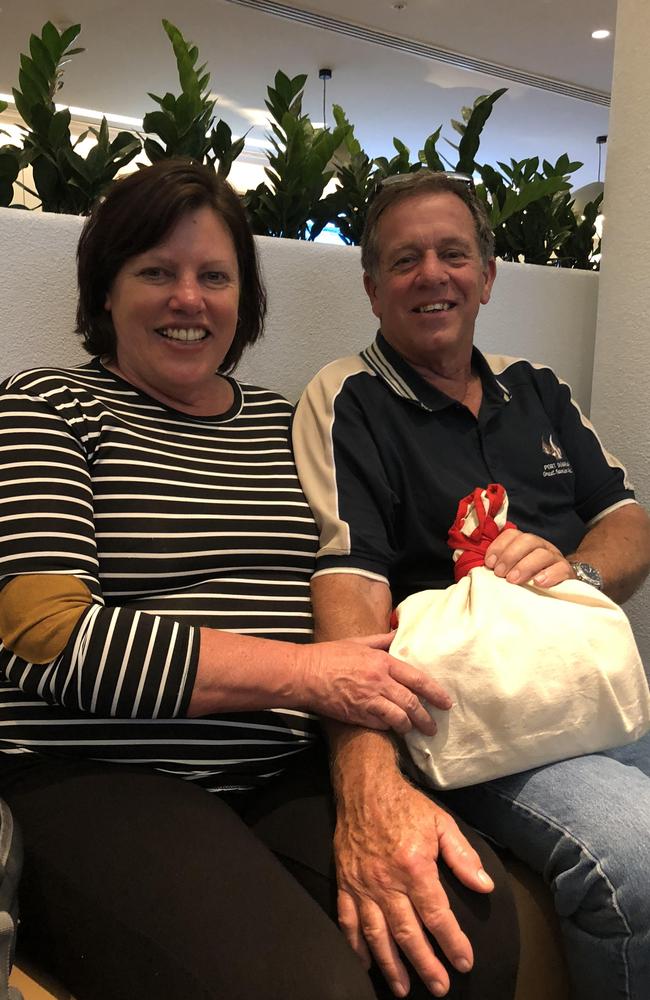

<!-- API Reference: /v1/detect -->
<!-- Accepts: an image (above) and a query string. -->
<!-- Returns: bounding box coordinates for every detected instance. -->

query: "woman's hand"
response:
[298,633,451,734]
[484,528,574,588]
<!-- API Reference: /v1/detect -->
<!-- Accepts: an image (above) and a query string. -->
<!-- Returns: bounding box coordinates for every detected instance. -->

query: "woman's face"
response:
[104,206,240,411]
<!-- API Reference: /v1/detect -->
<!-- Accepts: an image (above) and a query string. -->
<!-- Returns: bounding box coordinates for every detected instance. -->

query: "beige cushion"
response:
[10,959,75,1000]
[504,857,571,1000]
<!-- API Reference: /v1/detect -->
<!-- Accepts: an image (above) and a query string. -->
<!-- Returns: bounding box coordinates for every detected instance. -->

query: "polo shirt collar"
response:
[361,332,511,411]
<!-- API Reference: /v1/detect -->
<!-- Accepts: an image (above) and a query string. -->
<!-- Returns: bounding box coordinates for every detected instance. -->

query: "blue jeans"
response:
[439,731,650,1000]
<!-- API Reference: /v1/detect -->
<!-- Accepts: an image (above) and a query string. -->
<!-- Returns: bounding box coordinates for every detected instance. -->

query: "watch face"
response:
[571,562,603,590]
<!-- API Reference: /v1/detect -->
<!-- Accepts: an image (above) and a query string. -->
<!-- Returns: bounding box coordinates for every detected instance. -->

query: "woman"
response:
[0,160,517,1000]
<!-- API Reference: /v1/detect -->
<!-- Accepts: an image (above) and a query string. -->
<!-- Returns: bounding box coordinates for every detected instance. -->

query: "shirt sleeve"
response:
[292,358,397,583]
[533,365,636,525]
[0,385,199,718]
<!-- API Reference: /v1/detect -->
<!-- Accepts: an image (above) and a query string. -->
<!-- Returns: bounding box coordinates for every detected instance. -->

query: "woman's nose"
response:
[169,276,203,311]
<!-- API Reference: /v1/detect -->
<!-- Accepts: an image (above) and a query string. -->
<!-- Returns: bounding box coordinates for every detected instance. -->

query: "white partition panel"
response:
[1,208,598,411]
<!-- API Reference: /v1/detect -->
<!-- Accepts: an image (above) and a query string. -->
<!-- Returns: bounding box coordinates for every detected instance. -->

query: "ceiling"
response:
[0,0,617,187]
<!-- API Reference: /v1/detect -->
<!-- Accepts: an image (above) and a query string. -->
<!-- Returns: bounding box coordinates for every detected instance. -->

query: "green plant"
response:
[12,21,140,213]
[143,20,246,177]
[0,20,601,268]
[309,105,377,244]
[446,89,507,174]
[315,88,507,245]
[0,145,22,207]
[243,70,350,239]
[0,93,24,208]
[477,155,588,264]
[559,193,602,269]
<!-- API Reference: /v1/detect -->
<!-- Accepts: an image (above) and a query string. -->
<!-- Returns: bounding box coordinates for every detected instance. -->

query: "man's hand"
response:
[299,633,452,735]
[334,759,494,998]
[484,527,573,588]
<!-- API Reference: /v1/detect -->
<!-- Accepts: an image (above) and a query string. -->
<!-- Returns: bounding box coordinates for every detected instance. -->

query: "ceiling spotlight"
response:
[591,29,611,40]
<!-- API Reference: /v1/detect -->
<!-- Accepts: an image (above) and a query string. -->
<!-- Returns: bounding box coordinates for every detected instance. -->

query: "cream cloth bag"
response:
[397,484,650,790]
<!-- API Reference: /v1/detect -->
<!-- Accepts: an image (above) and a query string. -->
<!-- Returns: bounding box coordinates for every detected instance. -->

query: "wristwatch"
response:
[569,561,604,591]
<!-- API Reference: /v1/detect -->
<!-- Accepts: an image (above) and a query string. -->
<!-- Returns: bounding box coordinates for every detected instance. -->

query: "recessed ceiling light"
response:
[591,29,611,40]
[392,2,407,9]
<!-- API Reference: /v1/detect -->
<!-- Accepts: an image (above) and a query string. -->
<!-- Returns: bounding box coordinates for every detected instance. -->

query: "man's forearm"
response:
[570,502,650,603]
[311,572,392,642]
[312,572,403,787]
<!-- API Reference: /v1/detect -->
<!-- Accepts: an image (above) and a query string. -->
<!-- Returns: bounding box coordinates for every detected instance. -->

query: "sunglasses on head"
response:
[379,171,475,190]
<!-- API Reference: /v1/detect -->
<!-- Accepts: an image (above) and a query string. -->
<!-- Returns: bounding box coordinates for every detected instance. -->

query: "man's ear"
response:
[104,292,112,312]
[363,271,382,320]
[480,258,497,306]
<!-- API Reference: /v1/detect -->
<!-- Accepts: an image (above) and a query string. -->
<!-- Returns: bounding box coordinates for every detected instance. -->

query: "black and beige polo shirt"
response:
[293,333,636,605]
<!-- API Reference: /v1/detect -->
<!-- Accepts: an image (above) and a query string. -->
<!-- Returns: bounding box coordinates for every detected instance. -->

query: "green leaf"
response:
[274,70,292,105]
[96,116,109,149]
[142,110,179,148]
[32,154,64,211]
[29,33,57,78]
[111,130,141,155]
[18,69,45,115]
[41,22,62,61]
[60,25,82,52]
[48,108,72,148]
[143,137,167,162]
[21,52,51,98]
[456,87,506,174]
[12,88,32,126]
[64,145,92,182]
[419,128,444,171]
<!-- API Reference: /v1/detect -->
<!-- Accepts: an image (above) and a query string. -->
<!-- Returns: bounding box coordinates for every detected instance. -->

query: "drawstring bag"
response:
[395,484,650,790]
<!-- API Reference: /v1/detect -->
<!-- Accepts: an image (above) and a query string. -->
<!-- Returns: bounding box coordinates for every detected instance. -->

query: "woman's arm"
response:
[0,379,446,730]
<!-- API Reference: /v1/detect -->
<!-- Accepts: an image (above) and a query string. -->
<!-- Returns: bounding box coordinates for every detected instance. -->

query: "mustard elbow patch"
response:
[0,575,93,664]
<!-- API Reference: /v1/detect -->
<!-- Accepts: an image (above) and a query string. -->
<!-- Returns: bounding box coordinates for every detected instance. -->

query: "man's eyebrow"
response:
[384,242,420,258]
[436,236,474,251]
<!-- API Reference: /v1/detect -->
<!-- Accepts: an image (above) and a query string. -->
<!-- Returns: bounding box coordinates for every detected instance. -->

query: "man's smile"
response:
[413,302,455,313]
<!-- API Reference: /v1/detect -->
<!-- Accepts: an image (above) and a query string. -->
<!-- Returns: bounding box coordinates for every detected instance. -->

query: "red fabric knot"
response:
[447,484,517,582]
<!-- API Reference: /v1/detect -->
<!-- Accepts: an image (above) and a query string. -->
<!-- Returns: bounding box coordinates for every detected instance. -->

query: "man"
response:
[292,171,650,1000]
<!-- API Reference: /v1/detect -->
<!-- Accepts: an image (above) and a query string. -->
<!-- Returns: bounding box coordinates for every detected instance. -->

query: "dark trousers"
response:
[0,749,518,1000]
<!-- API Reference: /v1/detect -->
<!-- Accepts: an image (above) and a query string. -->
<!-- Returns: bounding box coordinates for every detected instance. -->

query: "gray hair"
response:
[361,171,495,277]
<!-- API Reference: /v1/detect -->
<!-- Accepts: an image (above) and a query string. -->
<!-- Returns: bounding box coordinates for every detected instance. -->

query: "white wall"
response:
[7,205,650,661]
[1,208,598,410]
[591,0,650,664]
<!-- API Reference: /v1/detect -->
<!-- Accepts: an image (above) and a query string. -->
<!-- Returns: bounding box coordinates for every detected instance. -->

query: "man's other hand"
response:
[335,773,494,997]
[484,528,573,588]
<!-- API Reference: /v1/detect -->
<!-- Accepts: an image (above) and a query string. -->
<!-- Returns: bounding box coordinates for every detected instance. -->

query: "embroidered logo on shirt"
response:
[541,434,564,460]
[541,434,573,478]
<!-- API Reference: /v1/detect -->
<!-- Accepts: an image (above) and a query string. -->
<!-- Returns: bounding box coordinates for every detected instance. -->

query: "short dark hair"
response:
[361,171,495,277]
[76,159,267,372]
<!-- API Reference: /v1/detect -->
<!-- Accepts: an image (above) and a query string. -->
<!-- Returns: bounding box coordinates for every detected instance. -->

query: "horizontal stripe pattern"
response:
[0,361,319,791]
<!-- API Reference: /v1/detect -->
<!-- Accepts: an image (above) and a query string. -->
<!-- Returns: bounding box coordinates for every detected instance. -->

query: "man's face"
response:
[364,192,496,370]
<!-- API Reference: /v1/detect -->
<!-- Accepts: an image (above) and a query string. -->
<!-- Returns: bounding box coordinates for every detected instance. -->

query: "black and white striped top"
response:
[0,360,320,793]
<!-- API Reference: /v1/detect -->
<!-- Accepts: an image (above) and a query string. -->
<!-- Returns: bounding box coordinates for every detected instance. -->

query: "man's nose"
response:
[169,275,203,311]
[417,250,448,284]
